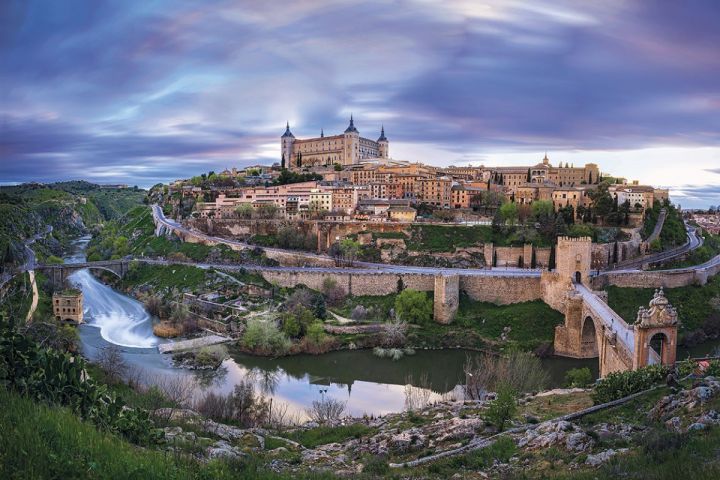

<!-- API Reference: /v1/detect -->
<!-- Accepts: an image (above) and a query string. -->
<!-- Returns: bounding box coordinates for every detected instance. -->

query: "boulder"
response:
[207,440,246,460]
[585,448,628,467]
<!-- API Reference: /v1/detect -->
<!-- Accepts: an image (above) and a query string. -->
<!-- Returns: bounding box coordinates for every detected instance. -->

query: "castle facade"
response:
[281,116,388,169]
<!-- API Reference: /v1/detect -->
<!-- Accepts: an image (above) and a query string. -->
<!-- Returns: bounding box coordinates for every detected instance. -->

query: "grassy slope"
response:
[332,291,563,351]
[606,275,720,334]
[0,390,333,480]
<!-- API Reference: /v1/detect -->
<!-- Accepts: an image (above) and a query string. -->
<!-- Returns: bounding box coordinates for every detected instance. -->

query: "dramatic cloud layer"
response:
[1,0,719,206]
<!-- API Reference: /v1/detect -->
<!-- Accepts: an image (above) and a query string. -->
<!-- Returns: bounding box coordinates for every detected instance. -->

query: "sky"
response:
[1,0,719,208]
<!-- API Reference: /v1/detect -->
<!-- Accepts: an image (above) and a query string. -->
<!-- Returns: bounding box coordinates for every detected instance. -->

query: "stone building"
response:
[281,116,388,169]
[53,290,84,324]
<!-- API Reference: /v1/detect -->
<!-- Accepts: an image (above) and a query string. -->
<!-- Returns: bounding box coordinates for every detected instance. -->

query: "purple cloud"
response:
[0,0,718,206]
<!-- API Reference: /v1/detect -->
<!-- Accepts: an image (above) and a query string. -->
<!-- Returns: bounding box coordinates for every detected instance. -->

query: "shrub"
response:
[485,384,517,432]
[0,323,160,445]
[322,277,346,307]
[280,313,301,338]
[380,317,408,347]
[394,289,433,325]
[242,318,290,355]
[195,344,227,367]
[592,364,669,404]
[305,321,326,346]
[564,367,593,388]
[350,305,368,321]
[363,455,390,475]
[96,345,128,384]
[152,321,182,338]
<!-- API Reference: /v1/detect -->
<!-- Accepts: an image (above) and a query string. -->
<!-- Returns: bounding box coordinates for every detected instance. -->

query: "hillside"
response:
[0,182,145,268]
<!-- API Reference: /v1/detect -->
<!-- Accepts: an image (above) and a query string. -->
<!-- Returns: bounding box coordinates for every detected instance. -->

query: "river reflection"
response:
[67,235,720,419]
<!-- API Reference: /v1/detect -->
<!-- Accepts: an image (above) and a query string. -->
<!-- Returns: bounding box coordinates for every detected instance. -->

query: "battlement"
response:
[558,236,592,243]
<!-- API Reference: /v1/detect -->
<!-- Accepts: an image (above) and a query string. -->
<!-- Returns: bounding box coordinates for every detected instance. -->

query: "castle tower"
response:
[343,114,359,165]
[555,236,591,286]
[377,125,388,158]
[632,288,678,369]
[281,122,295,168]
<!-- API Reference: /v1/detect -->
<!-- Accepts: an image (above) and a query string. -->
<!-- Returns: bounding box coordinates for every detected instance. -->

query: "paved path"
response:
[575,283,634,352]
[610,224,702,271]
[25,270,38,323]
[151,205,541,277]
[157,334,231,353]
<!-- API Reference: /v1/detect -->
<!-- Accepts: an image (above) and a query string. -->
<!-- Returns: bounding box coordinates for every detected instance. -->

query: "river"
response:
[66,236,720,418]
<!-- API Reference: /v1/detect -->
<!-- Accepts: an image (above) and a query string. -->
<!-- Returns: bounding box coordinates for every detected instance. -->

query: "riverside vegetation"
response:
[5,312,720,479]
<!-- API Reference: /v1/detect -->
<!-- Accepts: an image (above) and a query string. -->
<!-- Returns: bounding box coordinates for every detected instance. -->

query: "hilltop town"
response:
[169,118,668,229]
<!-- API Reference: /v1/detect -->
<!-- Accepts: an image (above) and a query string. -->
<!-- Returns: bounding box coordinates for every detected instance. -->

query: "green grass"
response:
[454,295,565,350]
[406,225,493,252]
[606,275,720,334]
[0,390,334,480]
[120,263,211,293]
[284,424,374,448]
[372,231,408,240]
[425,436,518,476]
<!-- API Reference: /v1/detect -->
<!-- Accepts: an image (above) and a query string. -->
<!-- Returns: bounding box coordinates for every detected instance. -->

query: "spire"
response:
[320,128,324,138]
[344,114,358,133]
[377,124,387,142]
[282,121,294,138]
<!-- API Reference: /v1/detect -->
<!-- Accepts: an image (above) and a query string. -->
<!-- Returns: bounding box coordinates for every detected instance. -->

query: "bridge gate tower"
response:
[555,236,592,286]
[632,288,678,369]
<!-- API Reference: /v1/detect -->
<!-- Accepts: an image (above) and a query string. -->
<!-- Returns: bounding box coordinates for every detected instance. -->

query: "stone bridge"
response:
[550,237,678,376]
[36,260,130,286]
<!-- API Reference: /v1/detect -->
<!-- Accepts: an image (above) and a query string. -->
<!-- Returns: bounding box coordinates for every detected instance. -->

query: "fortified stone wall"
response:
[258,270,435,297]
[460,275,542,304]
[541,271,572,314]
[592,261,719,289]
[591,233,642,269]
[482,243,551,268]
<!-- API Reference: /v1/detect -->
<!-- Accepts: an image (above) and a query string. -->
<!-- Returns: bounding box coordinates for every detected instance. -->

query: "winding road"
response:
[151,204,542,277]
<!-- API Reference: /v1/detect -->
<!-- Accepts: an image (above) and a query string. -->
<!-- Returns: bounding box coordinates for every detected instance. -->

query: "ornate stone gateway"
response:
[632,288,678,369]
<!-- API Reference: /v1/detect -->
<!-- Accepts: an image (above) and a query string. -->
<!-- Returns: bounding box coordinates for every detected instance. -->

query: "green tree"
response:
[340,238,360,266]
[564,367,592,388]
[499,202,519,225]
[306,321,326,345]
[394,289,433,325]
[280,313,301,338]
[235,203,253,219]
[486,384,517,432]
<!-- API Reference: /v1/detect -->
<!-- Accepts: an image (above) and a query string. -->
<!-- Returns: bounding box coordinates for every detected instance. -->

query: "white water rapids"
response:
[66,236,158,348]
[69,269,158,348]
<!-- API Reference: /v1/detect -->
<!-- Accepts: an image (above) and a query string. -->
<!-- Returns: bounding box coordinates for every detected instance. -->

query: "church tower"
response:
[281,122,295,168]
[377,125,389,158]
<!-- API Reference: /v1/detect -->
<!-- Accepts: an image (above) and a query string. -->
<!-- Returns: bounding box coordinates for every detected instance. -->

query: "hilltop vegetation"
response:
[0,182,145,268]
[87,205,276,265]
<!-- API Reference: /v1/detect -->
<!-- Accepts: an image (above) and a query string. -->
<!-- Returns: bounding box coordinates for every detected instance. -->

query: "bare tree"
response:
[381,317,408,347]
[96,344,128,384]
[306,396,346,425]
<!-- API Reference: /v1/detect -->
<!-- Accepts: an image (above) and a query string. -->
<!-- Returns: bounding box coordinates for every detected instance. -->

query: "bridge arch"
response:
[84,266,123,279]
[580,315,598,357]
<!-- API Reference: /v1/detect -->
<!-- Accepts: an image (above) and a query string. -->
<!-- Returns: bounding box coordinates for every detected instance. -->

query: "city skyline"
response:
[1,1,719,207]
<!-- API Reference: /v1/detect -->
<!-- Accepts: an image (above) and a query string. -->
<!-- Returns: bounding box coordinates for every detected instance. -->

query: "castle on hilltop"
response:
[281,116,388,169]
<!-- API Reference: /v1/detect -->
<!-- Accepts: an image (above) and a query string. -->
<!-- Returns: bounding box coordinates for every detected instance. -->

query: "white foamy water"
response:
[69,269,158,348]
